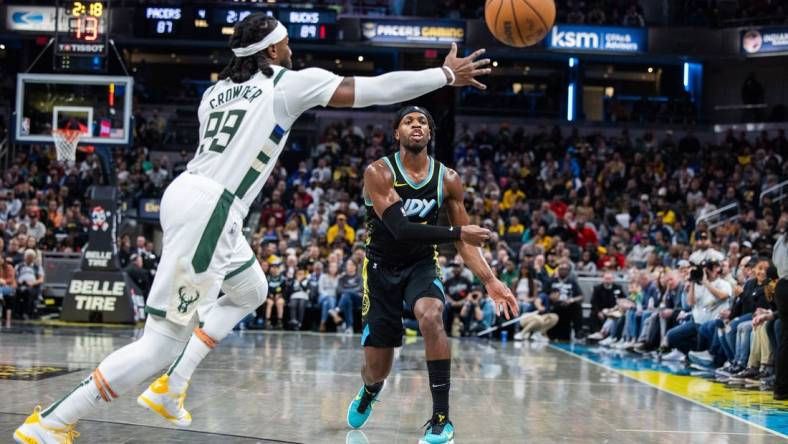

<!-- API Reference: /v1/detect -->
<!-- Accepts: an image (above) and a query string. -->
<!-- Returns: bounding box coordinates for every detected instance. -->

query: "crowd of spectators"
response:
[683,0,788,27]
[585,234,786,394]
[557,0,647,26]
[0,116,786,348]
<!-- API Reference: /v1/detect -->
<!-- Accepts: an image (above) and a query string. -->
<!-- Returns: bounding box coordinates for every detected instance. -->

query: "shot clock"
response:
[55,0,109,56]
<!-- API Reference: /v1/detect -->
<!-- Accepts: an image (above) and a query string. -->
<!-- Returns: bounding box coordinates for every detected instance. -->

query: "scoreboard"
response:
[135,6,336,42]
[55,0,109,56]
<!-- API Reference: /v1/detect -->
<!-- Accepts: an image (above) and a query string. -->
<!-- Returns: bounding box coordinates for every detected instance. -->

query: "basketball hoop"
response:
[52,128,82,163]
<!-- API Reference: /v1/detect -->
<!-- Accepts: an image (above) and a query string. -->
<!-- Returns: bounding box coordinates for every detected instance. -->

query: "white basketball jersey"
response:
[187,65,342,209]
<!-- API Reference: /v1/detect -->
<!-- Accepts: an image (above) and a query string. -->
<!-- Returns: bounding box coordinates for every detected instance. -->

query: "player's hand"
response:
[460,225,491,247]
[484,279,519,320]
[442,43,491,90]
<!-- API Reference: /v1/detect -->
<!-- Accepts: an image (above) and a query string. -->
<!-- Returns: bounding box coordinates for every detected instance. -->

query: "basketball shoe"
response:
[419,412,455,444]
[13,406,79,444]
[346,382,384,428]
[137,374,192,427]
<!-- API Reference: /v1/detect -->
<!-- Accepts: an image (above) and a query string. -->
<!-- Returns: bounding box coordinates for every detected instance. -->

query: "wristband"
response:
[442,66,456,85]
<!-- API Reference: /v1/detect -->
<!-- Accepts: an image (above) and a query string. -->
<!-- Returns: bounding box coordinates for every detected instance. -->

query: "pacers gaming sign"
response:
[361,19,465,45]
[547,24,646,53]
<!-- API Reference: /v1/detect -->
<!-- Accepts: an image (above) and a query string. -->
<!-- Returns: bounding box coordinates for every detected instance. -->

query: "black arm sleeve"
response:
[381,201,461,243]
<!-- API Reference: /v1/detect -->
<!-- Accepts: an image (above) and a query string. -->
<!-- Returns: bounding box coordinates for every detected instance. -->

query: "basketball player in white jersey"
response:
[14,13,492,443]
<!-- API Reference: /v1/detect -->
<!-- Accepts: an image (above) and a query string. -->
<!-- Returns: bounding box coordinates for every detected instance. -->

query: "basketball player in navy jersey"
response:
[346,106,519,444]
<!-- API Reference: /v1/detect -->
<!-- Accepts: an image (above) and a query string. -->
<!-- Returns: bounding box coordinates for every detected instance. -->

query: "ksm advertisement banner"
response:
[547,24,647,53]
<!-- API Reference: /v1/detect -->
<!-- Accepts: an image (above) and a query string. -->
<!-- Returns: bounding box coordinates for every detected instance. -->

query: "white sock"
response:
[39,319,188,427]
[168,334,212,393]
[166,263,267,394]
[168,295,258,391]
[40,373,102,427]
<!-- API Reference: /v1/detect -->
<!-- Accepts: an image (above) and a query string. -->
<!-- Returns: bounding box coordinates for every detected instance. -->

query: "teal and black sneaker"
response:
[419,413,454,444]
[346,383,384,429]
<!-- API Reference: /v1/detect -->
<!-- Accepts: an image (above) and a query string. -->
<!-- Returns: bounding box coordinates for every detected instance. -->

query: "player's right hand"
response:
[442,42,491,90]
[460,225,491,246]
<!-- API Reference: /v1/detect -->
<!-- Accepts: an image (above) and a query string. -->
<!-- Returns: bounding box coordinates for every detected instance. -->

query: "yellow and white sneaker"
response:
[136,374,192,427]
[14,406,79,444]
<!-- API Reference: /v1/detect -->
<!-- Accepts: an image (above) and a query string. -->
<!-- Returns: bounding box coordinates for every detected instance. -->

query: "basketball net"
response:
[52,129,82,163]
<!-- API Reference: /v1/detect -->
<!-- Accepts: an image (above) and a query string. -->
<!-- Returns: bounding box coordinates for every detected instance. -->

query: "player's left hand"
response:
[484,279,519,320]
[443,43,491,90]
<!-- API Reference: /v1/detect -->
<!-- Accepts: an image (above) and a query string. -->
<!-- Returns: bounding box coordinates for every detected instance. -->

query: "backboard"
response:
[15,73,133,145]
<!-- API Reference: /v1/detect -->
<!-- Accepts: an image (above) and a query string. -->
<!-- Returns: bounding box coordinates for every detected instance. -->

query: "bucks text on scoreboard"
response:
[55,0,109,56]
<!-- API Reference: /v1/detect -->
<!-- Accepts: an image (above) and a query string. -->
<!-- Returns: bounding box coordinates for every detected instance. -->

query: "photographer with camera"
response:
[459,288,494,335]
[664,260,731,362]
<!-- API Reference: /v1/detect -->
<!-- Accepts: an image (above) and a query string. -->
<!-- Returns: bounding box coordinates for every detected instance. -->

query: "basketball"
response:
[484,0,556,47]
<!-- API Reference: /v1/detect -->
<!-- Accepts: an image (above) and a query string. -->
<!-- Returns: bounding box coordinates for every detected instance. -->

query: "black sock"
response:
[364,380,383,395]
[427,359,451,420]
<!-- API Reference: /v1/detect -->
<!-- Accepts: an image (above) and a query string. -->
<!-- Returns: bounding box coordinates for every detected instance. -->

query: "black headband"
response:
[392,105,436,134]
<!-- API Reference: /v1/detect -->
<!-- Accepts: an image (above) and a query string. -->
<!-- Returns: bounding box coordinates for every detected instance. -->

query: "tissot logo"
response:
[403,198,436,218]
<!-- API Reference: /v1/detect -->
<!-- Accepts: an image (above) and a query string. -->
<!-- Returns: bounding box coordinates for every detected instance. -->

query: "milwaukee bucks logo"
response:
[177,286,200,313]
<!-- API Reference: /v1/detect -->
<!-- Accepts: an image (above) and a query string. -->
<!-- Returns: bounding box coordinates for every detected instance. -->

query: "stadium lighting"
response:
[567,83,575,121]
[683,62,690,91]
[357,55,364,62]
[567,57,578,122]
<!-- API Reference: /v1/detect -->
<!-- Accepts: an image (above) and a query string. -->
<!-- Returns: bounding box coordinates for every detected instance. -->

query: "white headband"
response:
[231,21,288,58]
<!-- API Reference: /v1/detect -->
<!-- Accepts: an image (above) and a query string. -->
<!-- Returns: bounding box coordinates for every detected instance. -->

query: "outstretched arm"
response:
[443,167,519,319]
[364,160,489,246]
[328,43,491,108]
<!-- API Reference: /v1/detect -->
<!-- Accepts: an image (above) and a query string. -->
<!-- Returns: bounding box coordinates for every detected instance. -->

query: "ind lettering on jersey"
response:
[402,198,436,218]
[209,85,264,109]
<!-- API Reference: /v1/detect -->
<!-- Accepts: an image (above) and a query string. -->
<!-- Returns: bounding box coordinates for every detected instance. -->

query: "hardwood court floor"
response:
[1,325,786,443]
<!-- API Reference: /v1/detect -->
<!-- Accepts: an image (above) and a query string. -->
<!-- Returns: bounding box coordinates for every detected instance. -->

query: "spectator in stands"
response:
[318,261,339,332]
[689,231,724,265]
[547,262,585,340]
[264,262,287,329]
[664,260,731,361]
[444,262,472,336]
[0,255,16,324]
[627,235,654,269]
[460,288,494,335]
[588,272,625,334]
[335,260,363,334]
[172,150,190,177]
[24,210,46,243]
[125,254,151,301]
[14,249,43,320]
[146,157,169,189]
[301,215,326,248]
[288,268,311,330]
[326,213,355,248]
[715,259,770,376]
[729,264,779,383]
[118,234,132,268]
[622,4,645,26]
[515,289,558,343]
